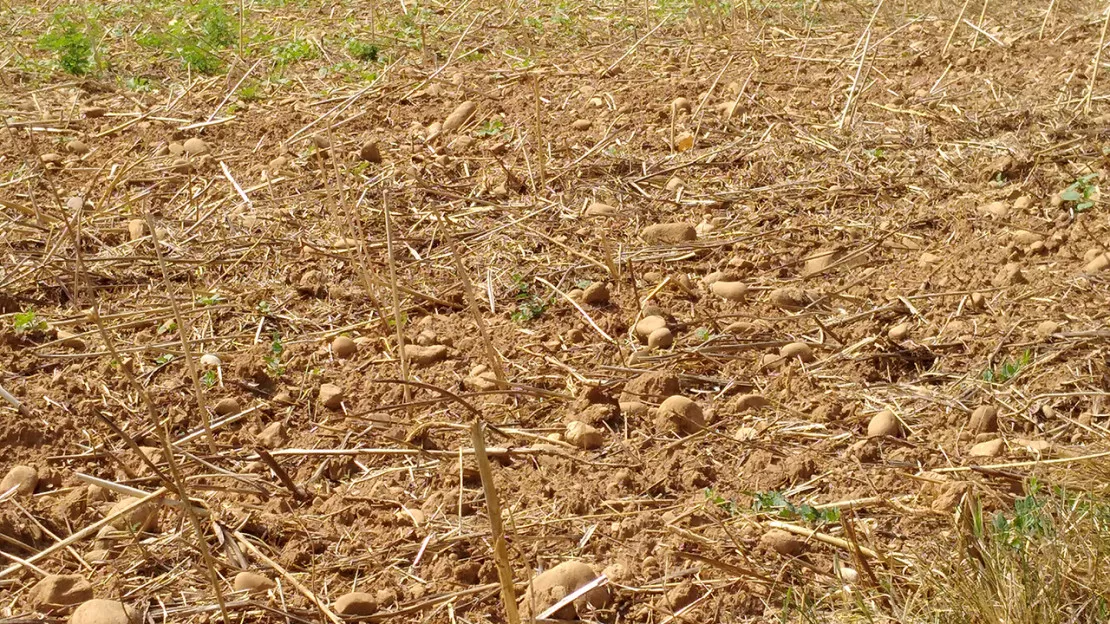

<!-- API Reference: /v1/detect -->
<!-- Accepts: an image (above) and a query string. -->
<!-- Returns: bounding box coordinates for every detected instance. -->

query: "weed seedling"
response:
[509,274,547,322]
[983,349,1032,383]
[1060,173,1098,213]
[13,308,47,334]
[264,332,285,377]
[346,39,380,62]
[38,11,94,75]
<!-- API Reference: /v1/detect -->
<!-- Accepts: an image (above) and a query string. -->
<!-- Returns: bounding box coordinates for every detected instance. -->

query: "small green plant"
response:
[156,320,177,336]
[272,39,317,66]
[124,76,154,92]
[509,274,547,322]
[752,491,841,524]
[983,349,1032,383]
[13,308,47,334]
[346,39,380,62]
[991,479,1050,548]
[196,293,225,306]
[38,13,94,75]
[154,353,175,365]
[201,369,218,387]
[704,488,737,514]
[256,300,272,315]
[476,119,505,137]
[236,82,262,101]
[865,147,885,161]
[264,332,285,377]
[1060,173,1098,212]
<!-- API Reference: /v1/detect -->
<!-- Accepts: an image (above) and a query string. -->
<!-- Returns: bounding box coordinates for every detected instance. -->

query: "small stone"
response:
[582,282,610,305]
[183,138,209,155]
[168,142,185,156]
[310,135,331,150]
[334,592,378,616]
[107,497,157,532]
[171,158,194,174]
[620,401,647,417]
[734,394,769,411]
[331,335,357,358]
[969,438,1003,457]
[641,222,697,244]
[769,287,813,310]
[359,141,381,163]
[214,397,240,416]
[571,119,592,131]
[519,561,609,619]
[779,342,815,363]
[802,248,841,276]
[647,327,673,349]
[866,410,901,438]
[674,132,694,152]
[887,322,911,342]
[665,176,685,191]
[1,465,38,496]
[620,371,679,403]
[1013,230,1044,245]
[969,292,987,309]
[199,353,221,368]
[82,106,108,118]
[319,383,344,410]
[258,421,286,448]
[1035,320,1059,339]
[28,574,93,612]
[127,219,146,241]
[918,252,941,266]
[85,549,112,565]
[760,529,805,556]
[978,201,1008,218]
[565,421,604,450]
[994,262,1027,286]
[671,97,692,113]
[658,395,704,434]
[66,140,90,155]
[585,202,616,216]
[969,405,998,434]
[233,571,275,593]
[634,316,667,341]
[1084,252,1110,273]
[1013,195,1033,212]
[404,344,448,366]
[710,281,747,301]
[69,599,139,624]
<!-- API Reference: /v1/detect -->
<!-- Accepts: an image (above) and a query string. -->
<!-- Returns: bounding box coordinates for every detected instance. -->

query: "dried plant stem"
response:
[944,0,973,56]
[382,192,412,406]
[1083,5,1110,114]
[471,422,521,624]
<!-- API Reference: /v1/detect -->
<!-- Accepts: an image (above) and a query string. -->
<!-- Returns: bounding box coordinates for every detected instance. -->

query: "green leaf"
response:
[1060,189,1082,202]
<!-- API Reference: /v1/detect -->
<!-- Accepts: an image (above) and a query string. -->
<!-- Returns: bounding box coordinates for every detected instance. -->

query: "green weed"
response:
[272,38,317,66]
[13,308,47,334]
[346,39,380,62]
[264,332,285,377]
[1060,173,1098,213]
[476,119,505,137]
[983,349,1032,383]
[201,369,217,387]
[38,9,95,75]
[752,490,841,524]
[509,274,547,322]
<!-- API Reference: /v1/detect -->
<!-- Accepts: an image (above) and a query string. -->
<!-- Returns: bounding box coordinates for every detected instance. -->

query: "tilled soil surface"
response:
[2,0,1110,621]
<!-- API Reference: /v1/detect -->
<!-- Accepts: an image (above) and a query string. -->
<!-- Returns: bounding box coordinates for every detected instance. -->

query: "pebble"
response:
[779,342,815,363]
[1,465,38,496]
[866,410,902,437]
[28,574,93,612]
[69,599,139,624]
[585,202,616,216]
[331,335,357,358]
[183,138,209,155]
[665,176,684,191]
[760,529,805,556]
[565,421,604,450]
[1085,252,1110,273]
[1035,320,1059,339]
[969,405,998,434]
[1013,195,1033,212]
[734,394,769,411]
[82,106,108,118]
[994,262,1027,286]
[199,353,221,368]
[66,140,90,155]
[582,282,610,305]
[978,201,1008,218]
[404,344,448,366]
[233,571,275,593]
[258,421,286,448]
[641,223,696,244]
[213,397,240,416]
[969,438,1003,457]
[710,281,747,301]
[658,395,704,434]
[127,219,146,241]
[319,383,344,410]
[887,322,911,342]
[571,119,592,131]
[359,141,381,163]
[334,592,378,616]
[647,327,673,349]
[634,316,667,341]
[519,561,609,619]
[107,497,157,532]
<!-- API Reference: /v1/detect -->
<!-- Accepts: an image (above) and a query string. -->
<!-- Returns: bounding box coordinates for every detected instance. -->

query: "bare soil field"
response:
[2,0,1110,621]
